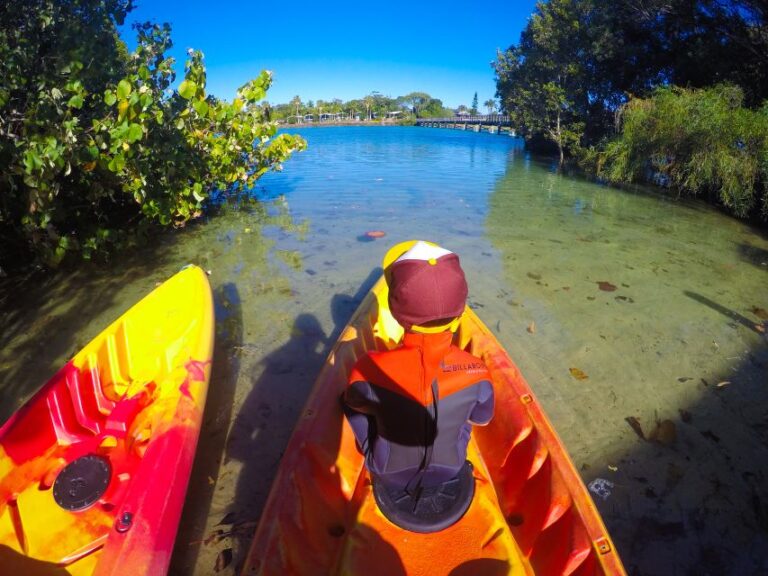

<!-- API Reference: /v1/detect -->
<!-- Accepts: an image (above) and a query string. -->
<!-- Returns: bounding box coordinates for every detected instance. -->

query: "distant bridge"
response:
[415,115,515,136]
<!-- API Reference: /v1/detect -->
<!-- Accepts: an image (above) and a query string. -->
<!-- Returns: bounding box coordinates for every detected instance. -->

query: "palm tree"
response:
[484,99,496,114]
[290,95,302,121]
[363,95,374,120]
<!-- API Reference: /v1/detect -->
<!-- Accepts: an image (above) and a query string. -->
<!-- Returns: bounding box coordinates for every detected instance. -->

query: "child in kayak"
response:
[342,240,495,531]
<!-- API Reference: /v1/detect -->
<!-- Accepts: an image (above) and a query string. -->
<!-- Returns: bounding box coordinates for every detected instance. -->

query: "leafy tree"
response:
[399,92,431,117]
[494,0,588,164]
[421,98,448,118]
[596,85,768,219]
[471,92,478,115]
[484,99,496,114]
[0,1,305,269]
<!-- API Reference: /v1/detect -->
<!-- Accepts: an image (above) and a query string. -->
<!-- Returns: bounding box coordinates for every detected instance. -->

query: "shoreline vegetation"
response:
[492,0,768,224]
[0,2,305,274]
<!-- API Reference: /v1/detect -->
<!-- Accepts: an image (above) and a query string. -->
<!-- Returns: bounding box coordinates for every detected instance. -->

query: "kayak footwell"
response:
[338,443,528,576]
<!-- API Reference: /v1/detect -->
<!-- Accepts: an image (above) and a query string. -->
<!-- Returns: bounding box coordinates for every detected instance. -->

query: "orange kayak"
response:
[0,265,214,575]
[244,275,626,575]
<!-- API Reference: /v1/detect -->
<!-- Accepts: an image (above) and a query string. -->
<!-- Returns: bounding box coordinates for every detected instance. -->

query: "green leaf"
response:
[117,80,132,100]
[178,80,197,100]
[193,99,209,117]
[127,123,143,143]
[67,94,84,109]
[108,153,125,173]
[104,90,117,106]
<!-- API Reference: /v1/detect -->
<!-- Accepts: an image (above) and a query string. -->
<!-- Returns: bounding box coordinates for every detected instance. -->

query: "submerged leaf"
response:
[625,416,645,439]
[569,367,589,380]
[648,419,677,445]
[215,548,233,572]
[216,512,237,526]
[597,281,617,292]
[752,307,768,320]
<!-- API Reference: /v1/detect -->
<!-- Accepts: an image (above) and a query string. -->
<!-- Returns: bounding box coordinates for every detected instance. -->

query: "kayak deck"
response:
[0,266,214,575]
[245,277,624,575]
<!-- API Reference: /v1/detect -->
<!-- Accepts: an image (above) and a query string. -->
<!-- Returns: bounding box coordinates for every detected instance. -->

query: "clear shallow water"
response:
[1,126,766,575]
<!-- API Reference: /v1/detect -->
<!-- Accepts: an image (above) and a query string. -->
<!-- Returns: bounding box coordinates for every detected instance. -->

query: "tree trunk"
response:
[556,110,564,168]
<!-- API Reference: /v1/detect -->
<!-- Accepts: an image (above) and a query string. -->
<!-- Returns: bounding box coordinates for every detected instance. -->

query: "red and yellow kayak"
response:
[245,275,626,575]
[0,265,214,575]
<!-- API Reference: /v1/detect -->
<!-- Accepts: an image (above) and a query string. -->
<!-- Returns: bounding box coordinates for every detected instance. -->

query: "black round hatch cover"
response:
[53,454,112,511]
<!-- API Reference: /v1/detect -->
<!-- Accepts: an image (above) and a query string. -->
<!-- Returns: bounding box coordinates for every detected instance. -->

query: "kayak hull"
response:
[0,266,214,575]
[244,276,626,575]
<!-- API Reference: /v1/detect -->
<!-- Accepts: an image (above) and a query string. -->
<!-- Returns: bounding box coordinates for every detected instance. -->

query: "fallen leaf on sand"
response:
[527,321,536,334]
[597,281,617,292]
[625,416,645,440]
[608,465,618,472]
[648,419,677,445]
[756,324,766,334]
[207,476,215,485]
[716,381,731,388]
[752,306,768,320]
[527,272,542,281]
[569,367,589,380]
[215,548,233,572]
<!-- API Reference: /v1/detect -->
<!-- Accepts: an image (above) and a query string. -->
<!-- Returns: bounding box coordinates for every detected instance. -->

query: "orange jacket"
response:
[343,331,494,490]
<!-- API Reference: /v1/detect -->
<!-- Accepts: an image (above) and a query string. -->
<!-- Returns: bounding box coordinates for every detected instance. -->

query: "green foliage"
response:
[270,91,454,123]
[494,0,768,161]
[493,0,590,163]
[597,85,768,219]
[471,92,478,115]
[0,2,305,269]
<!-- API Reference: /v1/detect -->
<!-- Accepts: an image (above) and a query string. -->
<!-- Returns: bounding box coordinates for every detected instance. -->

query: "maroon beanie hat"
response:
[387,241,468,329]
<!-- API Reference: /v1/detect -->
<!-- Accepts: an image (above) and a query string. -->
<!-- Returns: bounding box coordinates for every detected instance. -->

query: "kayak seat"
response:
[372,460,475,533]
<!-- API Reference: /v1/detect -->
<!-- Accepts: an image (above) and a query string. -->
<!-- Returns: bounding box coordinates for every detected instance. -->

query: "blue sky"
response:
[122,1,538,109]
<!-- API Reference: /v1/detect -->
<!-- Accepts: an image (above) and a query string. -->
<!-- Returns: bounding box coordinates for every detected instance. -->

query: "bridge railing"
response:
[415,115,510,124]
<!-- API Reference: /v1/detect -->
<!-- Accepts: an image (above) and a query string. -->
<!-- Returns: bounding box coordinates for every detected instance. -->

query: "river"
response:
[1,126,766,575]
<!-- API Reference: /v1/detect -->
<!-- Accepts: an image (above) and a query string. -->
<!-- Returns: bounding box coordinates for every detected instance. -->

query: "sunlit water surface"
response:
[1,126,766,575]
